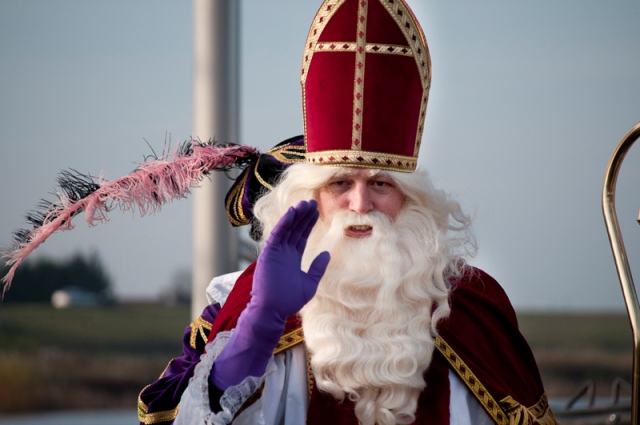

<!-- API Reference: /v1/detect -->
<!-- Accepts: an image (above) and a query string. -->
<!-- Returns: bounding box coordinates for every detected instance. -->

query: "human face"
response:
[316,168,405,238]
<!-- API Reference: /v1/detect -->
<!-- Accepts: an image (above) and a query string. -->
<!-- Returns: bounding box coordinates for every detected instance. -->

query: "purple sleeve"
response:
[137,303,221,425]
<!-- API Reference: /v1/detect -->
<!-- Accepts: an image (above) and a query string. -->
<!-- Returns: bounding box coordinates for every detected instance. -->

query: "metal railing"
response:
[554,378,632,424]
[601,122,640,425]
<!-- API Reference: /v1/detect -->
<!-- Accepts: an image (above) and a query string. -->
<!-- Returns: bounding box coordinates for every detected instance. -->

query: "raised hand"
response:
[251,199,331,322]
[210,200,330,390]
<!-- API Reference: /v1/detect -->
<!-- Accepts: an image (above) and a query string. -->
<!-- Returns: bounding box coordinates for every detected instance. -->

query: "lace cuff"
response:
[174,330,269,425]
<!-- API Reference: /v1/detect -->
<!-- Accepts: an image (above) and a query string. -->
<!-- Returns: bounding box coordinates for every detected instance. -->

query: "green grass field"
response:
[0,304,634,413]
[0,304,190,413]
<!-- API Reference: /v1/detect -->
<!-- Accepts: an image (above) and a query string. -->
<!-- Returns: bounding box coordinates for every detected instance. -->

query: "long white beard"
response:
[300,208,452,425]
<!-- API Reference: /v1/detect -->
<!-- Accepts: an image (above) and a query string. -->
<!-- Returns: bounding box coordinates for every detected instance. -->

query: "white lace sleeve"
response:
[174,330,273,425]
[206,270,243,306]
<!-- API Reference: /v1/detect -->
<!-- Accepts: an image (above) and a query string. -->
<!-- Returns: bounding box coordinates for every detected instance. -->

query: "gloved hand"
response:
[210,200,330,390]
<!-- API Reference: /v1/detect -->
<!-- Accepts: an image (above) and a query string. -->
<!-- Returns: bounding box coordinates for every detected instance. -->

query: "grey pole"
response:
[191,0,240,319]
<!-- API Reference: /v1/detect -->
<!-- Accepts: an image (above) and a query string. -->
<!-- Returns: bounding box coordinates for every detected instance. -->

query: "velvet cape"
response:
[138,264,557,424]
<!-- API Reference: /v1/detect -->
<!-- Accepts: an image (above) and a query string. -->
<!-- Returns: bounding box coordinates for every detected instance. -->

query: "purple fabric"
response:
[138,303,221,425]
[210,200,330,390]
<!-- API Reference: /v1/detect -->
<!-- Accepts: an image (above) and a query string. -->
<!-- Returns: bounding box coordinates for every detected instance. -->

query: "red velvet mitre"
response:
[301,0,431,172]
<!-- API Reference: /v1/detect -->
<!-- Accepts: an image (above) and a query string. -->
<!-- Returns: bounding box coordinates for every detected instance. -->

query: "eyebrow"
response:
[329,169,391,179]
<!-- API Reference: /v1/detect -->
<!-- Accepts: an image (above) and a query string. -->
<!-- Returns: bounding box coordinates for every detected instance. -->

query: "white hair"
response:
[252,163,476,425]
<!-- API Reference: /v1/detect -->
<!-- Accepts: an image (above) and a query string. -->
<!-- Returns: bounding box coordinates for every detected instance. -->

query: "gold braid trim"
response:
[500,395,560,425]
[315,42,414,56]
[435,336,509,425]
[436,336,559,425]
[189,315,213,349]
[137,387,180,424]
[225,169,251,226]
[268,144,306,164]
[306,346,315,398]
[274,327,305,355]
[306,149,417,171]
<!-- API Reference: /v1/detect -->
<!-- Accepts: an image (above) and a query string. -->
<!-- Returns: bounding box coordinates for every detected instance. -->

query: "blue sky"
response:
[1,0,639,310]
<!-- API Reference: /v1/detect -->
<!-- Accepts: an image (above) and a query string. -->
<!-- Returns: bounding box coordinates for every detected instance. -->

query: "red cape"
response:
[207,264,557,424]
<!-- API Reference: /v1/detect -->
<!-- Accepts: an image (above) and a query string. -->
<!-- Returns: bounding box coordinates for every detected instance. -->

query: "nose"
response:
[347,183,374,214]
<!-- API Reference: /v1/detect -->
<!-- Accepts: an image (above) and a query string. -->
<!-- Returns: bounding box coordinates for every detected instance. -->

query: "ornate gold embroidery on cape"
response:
[500,394,559,425]
[305,346,315,398]
[272,326,314,397]
[435,336,509,425]
[435,336,559,425]
[274,327,305,354]
[189,315,213,349]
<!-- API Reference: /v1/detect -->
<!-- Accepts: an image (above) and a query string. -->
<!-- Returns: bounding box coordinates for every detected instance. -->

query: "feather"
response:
[1,140,259,296]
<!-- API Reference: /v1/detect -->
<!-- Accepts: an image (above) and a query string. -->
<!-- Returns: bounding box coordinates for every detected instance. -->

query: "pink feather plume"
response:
[1,142,259,295]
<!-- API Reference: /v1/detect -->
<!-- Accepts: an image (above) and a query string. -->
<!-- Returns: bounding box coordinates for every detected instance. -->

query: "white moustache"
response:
[323,210,391,231]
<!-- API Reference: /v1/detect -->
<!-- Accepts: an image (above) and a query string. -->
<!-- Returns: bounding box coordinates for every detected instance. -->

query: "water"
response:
[0,409,137,425]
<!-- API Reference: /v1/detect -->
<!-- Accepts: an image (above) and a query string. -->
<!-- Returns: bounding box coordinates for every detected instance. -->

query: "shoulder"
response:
[206,270,245,306]
[447,266,519,327]
[208,262,257,335]
[437,266,546,406]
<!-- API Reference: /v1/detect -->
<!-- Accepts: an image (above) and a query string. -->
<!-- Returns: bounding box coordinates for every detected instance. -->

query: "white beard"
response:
[300,208,452,425]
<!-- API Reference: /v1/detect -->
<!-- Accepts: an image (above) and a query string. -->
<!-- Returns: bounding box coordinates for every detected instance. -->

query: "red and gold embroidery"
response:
[351,0,368,150]
[301,1,431,170]
[274,327,305,355]
[436,336,559,425]
[306,149,417,172]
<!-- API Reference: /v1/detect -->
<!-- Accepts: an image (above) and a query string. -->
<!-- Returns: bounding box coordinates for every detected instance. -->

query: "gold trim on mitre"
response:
[378,0,431,156]
[306,149,417,171]
[301,0,346,84]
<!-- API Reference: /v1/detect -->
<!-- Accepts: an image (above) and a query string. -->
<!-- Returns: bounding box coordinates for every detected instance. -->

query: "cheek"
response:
[316,191,339,218]
[379,192,405,219]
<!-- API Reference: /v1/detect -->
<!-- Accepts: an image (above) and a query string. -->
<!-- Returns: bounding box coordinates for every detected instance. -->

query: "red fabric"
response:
[303,0,428,165]
[317,0,357,42]
[304,52,356,153]
[362,53,422,156]
[366,0,408,45]
[207,263,256,339]
[438,269,546,408]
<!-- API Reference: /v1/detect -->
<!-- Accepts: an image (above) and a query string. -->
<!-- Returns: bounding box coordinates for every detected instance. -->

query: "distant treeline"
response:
[1,252,113,303]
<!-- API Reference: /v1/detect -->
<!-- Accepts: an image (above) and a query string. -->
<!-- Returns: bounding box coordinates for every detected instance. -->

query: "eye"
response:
[324,179,353,194]
[369,178,395,194]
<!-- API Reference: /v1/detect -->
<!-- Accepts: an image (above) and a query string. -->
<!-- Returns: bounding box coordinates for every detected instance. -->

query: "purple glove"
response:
[210,200,330,390]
